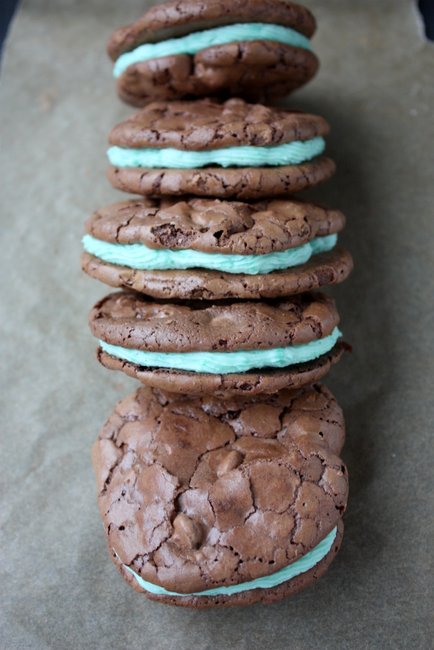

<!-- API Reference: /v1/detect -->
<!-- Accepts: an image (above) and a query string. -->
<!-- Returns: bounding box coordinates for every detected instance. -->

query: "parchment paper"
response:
[1,1,433,648]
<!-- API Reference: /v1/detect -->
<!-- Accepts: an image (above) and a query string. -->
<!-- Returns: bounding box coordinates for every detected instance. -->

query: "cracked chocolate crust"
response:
[99,382,346,455]
[114,518,343,607]
[107,0,316,61]
[108,157,335,200]
[116,43,318,107]
[89,291,339,352]
[96,340,346,396]
[82,248,353,301]
[109,99,329,150]
[85,197,345,254]
[93,384,347,602]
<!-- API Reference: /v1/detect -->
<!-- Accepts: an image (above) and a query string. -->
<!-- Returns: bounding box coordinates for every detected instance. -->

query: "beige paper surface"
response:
[1,1,433,648]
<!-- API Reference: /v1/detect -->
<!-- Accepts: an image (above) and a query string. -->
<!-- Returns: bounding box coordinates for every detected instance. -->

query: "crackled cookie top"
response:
[93,385,347,595]
[108,99,329,151]
[108,0,316,61]
[84,198,344,254]
[89,291,342,377]
[82,197,345,278]
[89,291,339,353]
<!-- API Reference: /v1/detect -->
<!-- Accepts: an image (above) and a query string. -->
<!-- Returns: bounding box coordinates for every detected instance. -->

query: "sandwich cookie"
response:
[89,291,346,395]
[107,99,335,200]
[92,384,348,607]
[82,197,353,300]
[108,0,318,107]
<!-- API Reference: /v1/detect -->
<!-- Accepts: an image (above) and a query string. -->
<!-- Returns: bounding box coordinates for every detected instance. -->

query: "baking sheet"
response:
[1,1,433,648]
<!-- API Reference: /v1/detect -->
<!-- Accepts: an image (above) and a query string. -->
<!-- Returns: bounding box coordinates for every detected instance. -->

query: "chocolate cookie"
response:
[107,99,335,199]
[108,0,318,107]
[93,384,347,607]
[89,291,346,395]
[82,197,352,300]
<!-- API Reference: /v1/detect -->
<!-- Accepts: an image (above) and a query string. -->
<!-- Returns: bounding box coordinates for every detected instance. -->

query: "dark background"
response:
[0,0,18,55]
[420,0,434,38]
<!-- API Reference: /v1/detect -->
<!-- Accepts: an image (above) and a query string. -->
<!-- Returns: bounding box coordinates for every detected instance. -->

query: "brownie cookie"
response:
[92,384,348,606]
[89,291,346,395]
[107,99,335,199]
[108,0,318,107]
[82,197,352,300]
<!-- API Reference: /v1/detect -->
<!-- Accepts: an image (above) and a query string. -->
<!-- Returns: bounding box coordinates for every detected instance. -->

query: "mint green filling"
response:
[107,137,325,169]
[114,23,312,78]
[122,526,337,597]
[83,233,337,275]
[99,327,341,374]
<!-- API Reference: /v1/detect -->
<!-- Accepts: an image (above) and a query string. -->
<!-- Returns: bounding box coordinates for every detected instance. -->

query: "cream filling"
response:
[98,327,342,374]
[114,22,312,77]
[107,136,325,169]
[107,137,325,169]
[82,233,337,275]
[121,527,337,597]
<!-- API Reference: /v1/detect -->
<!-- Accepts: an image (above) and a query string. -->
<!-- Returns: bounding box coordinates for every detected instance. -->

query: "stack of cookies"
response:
[82,0,353,607]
